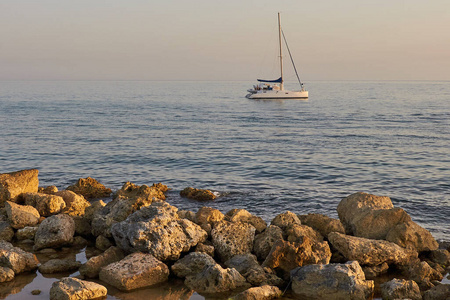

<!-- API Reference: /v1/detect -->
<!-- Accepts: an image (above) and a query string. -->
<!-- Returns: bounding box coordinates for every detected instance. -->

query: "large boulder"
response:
[185,264,250,295]
[34,214,75,250]
[111,201,207,261]
[253,225,284,261]
[99,252,169,291]
[328,232,418,266]
[0,241,39,274]
[55,190,91,216]
[225,209,267,233]
[66,177,112,199]
[79,246,124,278]
[91,182,165,237]
[171,252,216,278]
[211,220,256,262]
[298,213,345,238]
[5,201,40,229]
[50,277,107,300]
[231,285,282,300]
[0,169,39,205]
[21,192,66,216]
[403,260,443,290]
[291,261,374,300]
[386,220,439,252]
[380,278,421,300]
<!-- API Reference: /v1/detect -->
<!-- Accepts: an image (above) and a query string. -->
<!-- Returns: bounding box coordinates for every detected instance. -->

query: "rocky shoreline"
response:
[0,169,449,299]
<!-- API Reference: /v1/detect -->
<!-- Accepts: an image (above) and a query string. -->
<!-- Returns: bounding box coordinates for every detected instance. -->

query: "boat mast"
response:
[278,12,284,91]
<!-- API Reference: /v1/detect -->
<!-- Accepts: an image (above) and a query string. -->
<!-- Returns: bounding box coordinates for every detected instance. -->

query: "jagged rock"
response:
[254,225,284,261]
[178,209,196,222]
[111,201,207,261]
[95,235,113,251]
[99,252,169,291]
[91,182,164,237]
[337,192,394,234]
[15,226,38,241]
[195,242,215,257]
[0,241,39,274]
[50,277,107,300]
[38,185,58,194]
[195,206,225,234]
[286,223,324,244]
[380,278,421,300]
[79,246,124,278]
[362,262,389,279]
[0,169,39,205]
[386,220,439,252]
[291,261,374,300]
[404,261,443,291]
[34,214,75,250]
[422,284,450,300]
[328,232,418,266]
[5,201,40,229]
[171,252,216,278]
[21,192,66,217]
[72,236,88,248]
[38,258,81,274]
[428,249,450,266]
[180,187,216,201]
[55,190,91,216]
[270,211,301,233]
[298,213,345,238]
[225,209,267,233]
[0,221,14,242]
[262,238,331,275]
[211,220,256,262]
[231,285,282,300]
[0,266,14,283]
[66,177,112,199]
[72,216,91,237]
[225,254,283,287]
[185,264,250,294]
[83,200,105,221]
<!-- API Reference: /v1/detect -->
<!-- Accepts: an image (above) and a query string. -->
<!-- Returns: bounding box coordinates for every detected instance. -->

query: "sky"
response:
[0,0,449,81]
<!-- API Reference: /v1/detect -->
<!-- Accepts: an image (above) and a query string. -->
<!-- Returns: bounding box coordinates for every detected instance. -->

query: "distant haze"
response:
[1,0,449,81]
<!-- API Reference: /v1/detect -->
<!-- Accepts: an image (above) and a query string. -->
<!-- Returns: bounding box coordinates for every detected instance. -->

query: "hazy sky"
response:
[1,0,449,81]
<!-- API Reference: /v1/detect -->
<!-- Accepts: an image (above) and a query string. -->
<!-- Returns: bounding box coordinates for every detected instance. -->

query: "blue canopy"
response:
[257,77,282,83]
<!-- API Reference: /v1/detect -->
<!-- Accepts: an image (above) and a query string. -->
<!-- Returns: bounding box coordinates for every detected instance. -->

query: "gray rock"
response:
[428,249,450,266]
[50,277,107,300]
[0,221,14,242]
[95,235,113,251]
[99,252,169,291]
[0,169,39,205]
[422,284,450,300]
[380,278,421,300]
[291,261,374,300]
[22,192,66,216]
[0,241,39,274]
[34,214,75,250]
[38,258,81,274]
[15,226,38,241]
[171,252,216,278]
[5,201,40,229]
[79,246,124,278]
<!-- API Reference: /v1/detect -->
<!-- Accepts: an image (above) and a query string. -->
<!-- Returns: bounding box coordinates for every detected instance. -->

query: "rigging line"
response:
[281,29,303,88]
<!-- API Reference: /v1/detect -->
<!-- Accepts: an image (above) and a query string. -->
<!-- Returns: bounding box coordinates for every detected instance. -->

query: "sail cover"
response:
[257,77,282,83]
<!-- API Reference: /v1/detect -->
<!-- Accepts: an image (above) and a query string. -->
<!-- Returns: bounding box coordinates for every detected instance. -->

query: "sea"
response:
[0,80,449,299]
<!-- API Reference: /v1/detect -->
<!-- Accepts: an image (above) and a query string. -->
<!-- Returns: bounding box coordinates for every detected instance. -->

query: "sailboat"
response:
[246,13,308,99]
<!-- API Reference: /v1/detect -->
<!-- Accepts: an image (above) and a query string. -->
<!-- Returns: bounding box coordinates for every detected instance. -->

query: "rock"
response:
[38,258,81,274]
[171,252,216,278]
[0,169,39,205]
[298,213,345,238]
[231,285,283,300]
[66,177,112,199]
[111,202,207,261]
[386,220,439,252]
[31,289,41,295]
[72,216,91,237]
[180,187,217,201]
[83,200,105,221]
[15,226,38,241]
[286,223,324,244]
[404,261,443,290]
[5,201,40,229]
[337,192,394,234]
[178,209,196,222]
[211,220,256,262]
[21,192,66,217]
[185,264,250,294]
[38,185,58,194]
[195,206,225,234]
[0,241,39,274]
[380,278,421,300]
[34,214,75,250]
[362,262,389,279]
[95,235,113,251]
[0,221,14,242]
[0,266,14,283]
[99,252,169,291]
[50,277,107,300]
[225,209,267,233]
[422,284,450,300]
[291,261,374,300]
[72,236,88,248]
[328,232,418,266]
[91,182,164,237]
[428,249,450,266]
[253,225,284,261]
[79,246,124,279]
[262,238,331,275]
[195,242,215,257]
[270,211,301,233]
[55,190,91,216]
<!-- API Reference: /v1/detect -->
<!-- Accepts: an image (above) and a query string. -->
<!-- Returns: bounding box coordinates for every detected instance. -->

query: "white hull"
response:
[246,89,308,99]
